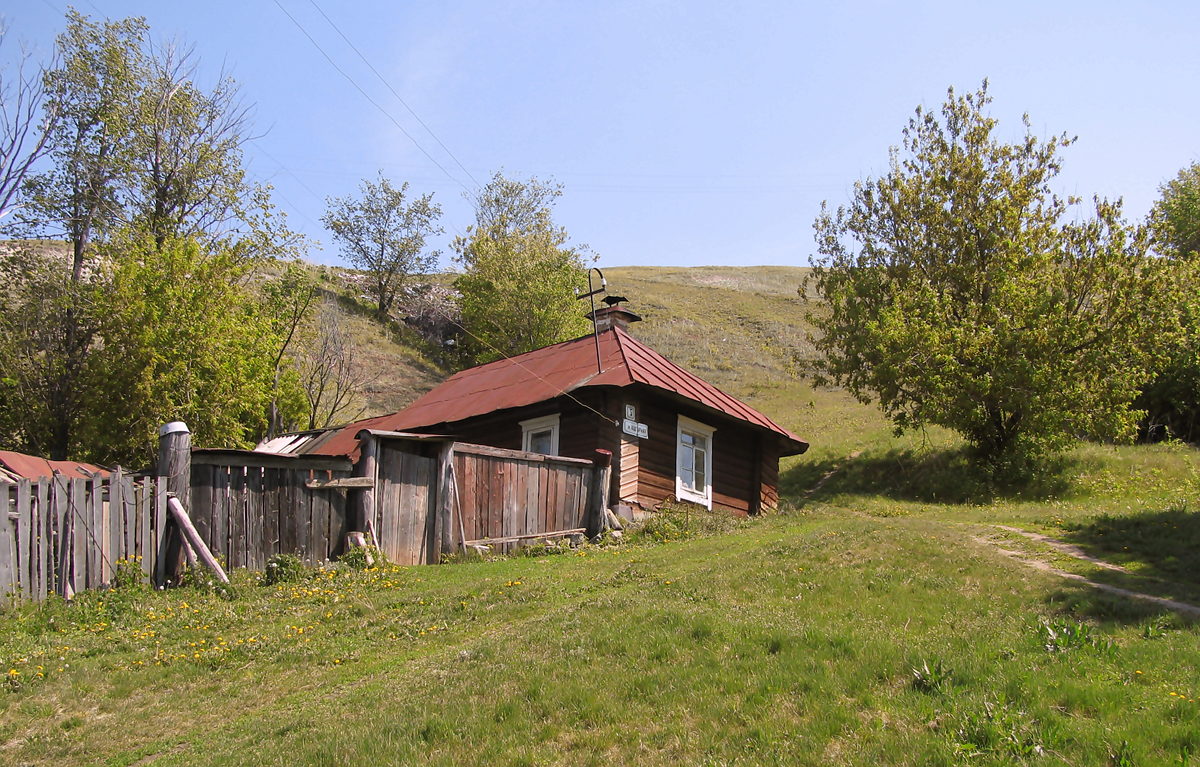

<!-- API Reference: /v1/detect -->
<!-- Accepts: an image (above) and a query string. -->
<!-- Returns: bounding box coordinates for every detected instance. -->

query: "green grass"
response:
[2,455,1198,766]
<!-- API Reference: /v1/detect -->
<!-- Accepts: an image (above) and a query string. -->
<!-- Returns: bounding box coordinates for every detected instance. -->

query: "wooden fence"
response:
[360,432,609,564]
[188,450,355,570]
[0,432,611,605]
[453,444,594,549]
[0,469,166,604]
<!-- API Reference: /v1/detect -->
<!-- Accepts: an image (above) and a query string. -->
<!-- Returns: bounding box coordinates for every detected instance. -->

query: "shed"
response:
[308,304,807,516]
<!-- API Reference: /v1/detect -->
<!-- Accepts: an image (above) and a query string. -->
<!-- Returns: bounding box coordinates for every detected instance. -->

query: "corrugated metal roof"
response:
[311,327,808,459]
[0,450,109,482]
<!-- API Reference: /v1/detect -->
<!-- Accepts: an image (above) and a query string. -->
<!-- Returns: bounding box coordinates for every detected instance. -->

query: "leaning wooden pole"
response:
[166,494,229,584]
[155,422,191,586]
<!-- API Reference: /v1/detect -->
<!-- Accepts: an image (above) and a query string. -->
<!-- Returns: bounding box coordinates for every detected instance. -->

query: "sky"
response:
[5,1,1199,270]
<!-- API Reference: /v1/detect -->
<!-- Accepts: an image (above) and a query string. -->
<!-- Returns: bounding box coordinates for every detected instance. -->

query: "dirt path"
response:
[972,527,1200,618]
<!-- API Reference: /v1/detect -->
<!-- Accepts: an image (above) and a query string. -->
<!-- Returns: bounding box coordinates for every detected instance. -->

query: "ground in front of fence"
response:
[0,483,1197,767]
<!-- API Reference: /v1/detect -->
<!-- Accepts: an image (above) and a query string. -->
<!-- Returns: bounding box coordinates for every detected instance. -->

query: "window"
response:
[676,415,714,508]
[520,413,560,455]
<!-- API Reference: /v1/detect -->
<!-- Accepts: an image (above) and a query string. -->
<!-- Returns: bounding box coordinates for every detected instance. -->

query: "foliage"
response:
[0,11,303,462]
[1152,162,1200,259]
[1136,162,1200,442]
[110,556,147,591]
[809,82,1181,474]
[260,554,308,586]
[322,172,442,318]
[297,299,370,430]
[77,232,293,465]
[338,543,385,571]
[453,171,591,364]
[1038,617,1114,654]
[0,29,59,221]
[261,262,318,437]
[910,657,952,692]
[0,242,104,459]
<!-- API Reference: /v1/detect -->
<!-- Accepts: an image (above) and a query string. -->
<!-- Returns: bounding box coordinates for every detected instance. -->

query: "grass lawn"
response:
[2,428,1198,765]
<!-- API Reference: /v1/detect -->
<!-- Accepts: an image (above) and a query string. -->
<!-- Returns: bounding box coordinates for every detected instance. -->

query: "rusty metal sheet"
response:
[0,450,108,481]
[309,327,808,460]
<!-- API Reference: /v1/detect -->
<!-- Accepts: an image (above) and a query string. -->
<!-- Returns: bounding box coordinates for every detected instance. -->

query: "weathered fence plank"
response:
[89,476,104,585]
[109,470,124,573]
[1,484,18,601]
[35,479,49,597]
[139,477,152,578]
[71,478,87,596]
[16,480,32,599]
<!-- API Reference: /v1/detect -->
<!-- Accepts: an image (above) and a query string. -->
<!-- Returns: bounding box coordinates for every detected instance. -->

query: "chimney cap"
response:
[587,303,642,330]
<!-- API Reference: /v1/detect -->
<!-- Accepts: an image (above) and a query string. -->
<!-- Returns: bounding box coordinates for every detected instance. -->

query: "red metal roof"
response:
[312,327,808,459]
[0,450,109,482]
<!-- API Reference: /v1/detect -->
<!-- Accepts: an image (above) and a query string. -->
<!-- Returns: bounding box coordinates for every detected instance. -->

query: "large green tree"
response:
[809,82,1180,472]
[0,11,305,461]
[1135,162,1200,441]
[322,173,442,318]
[453,171,591,364]
[78,233,294,465]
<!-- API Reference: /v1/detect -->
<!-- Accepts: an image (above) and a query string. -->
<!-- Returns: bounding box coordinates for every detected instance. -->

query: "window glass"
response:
[528,429,554,455]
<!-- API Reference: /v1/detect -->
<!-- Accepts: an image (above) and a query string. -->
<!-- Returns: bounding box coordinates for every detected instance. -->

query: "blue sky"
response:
[6,1,1199,269]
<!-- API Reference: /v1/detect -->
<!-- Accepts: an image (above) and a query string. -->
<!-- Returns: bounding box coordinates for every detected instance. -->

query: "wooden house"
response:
[307,304,807,516]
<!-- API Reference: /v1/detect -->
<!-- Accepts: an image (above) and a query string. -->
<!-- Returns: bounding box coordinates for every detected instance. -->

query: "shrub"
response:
[261,553,308,585]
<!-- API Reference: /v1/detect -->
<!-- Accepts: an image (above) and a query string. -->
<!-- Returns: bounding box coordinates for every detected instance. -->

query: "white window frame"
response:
[520,413,561,455]
[676,415,715,509]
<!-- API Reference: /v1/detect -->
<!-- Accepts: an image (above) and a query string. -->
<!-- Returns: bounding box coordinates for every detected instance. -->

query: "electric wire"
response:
[270,0,473,196]
[305,0,480,190]
[441,313,619,428]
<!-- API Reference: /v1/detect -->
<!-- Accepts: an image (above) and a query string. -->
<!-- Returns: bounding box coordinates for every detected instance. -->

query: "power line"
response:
[444,315,618,428]
[270,0,473,196]
[305,0,480,190]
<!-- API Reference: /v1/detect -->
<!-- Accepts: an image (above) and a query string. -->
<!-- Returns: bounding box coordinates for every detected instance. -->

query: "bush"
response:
[261,554,308,585]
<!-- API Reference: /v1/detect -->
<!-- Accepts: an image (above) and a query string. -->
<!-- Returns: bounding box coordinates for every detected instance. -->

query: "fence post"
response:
[586,449,613,538]
[156,421,191,586]
[434,441,455,561]
[354,431,378,545]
